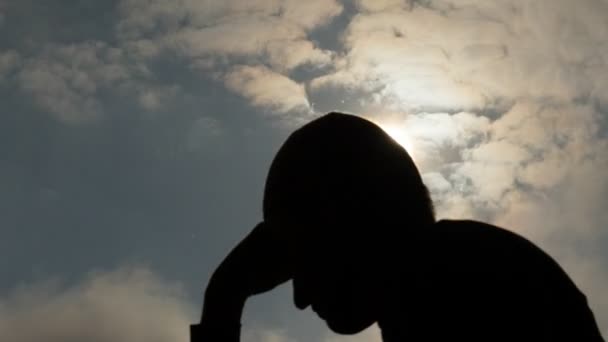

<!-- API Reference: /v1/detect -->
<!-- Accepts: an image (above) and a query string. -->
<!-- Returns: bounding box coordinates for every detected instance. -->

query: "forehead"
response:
[269,214,375,254]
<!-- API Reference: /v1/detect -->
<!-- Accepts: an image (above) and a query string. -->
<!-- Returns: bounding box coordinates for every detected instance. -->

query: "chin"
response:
[325,315,374,335]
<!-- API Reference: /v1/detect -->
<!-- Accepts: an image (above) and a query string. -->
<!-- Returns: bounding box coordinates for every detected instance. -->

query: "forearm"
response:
[190,220,291,341]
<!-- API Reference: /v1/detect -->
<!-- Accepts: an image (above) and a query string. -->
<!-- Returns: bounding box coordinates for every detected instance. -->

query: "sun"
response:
[363,115,418,160]
[378,123,416,155]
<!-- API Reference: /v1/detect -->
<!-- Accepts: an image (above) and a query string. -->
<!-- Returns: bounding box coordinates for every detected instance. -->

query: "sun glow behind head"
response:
[375,122,417,161]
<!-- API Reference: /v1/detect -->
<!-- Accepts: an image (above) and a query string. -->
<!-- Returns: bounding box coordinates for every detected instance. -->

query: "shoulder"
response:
[426,219,579,293]
[382,220,601,341]
[431,219,546,256]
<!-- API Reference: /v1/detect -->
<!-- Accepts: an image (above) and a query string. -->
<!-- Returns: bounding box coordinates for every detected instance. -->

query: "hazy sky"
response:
[1,1,607,341]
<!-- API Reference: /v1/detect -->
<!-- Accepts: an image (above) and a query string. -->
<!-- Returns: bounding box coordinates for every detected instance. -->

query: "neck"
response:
[375,219,436,328]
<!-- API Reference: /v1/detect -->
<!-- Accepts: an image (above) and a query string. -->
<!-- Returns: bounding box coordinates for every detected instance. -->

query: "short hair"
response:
[263,112,434,233]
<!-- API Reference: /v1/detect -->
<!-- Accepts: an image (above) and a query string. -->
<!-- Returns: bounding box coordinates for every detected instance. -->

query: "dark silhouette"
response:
[192,112,605,341]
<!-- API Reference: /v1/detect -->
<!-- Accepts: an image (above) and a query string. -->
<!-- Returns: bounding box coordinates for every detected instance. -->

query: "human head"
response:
[263,112,434,334]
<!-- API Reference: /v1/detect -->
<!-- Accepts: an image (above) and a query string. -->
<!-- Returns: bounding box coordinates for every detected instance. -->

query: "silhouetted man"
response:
[192,112,605,341]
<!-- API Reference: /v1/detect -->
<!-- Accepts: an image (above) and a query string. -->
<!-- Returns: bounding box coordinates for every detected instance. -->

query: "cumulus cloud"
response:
[406,101,608,332]
[114,0,343,116]
[311,0,608,112]
[224,65,310,114]
[295,4,608,333]
[15,41,182,123]
[117,0,341,72]
[0,267,194,342]
[356,0,411,13]
[17,42,130,123]
[1,266,378,342]
[4,0,607,336]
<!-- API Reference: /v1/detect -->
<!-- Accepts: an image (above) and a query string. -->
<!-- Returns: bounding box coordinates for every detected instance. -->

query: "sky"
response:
[0,0,607,341]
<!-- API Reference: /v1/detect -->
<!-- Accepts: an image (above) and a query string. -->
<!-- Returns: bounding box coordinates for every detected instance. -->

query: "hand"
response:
[201,221,292,324]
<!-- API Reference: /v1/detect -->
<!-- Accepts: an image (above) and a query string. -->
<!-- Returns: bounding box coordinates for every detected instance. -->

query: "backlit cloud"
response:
[224,65,310,114]
[0,267,193,342]
[1,0,606,339]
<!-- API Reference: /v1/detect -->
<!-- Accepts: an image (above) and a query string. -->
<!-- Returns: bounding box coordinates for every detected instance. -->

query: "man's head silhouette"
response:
[193,112,604,342]
[262,112,435,334]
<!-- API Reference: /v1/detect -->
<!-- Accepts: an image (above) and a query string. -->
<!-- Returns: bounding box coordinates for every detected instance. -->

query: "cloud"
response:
[315,2,608,330]
[136,84,181,111]
[241,325,382,342]
[113,0,342,117]
[356,0,412,13]
[15,41,183,123]
[0,267,195,342]
[3,0,607,336]
[243,329,297,342]
[297,5,608,333]
[324,325,382,342]
[224,65,310,114]
[17,42,130,123]
[0,265,377,342]
[117,0,341,72]
[409,100,608,332]
[311,0,608,112]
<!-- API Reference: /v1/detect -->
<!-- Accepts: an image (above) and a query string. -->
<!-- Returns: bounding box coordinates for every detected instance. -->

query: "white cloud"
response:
[411,100,608,332]
[372,111,490,169]
[320,9,608,327]
[117,0,343,37]
[0,267,194,342]
[114,0,342,116]
[117,0,342,72]
[311,0,608,113]
[355,0,411,13]
[404,112,489,152]
[265,39,333,72]
[224,65,310,114]
[6,0,606,335]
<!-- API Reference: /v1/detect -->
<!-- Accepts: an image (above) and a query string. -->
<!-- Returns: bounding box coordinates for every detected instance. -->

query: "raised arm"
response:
[191,222,292,342]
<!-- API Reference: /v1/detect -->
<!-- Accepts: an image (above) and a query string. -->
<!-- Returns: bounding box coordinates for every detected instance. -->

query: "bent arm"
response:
[190,221,292,341]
